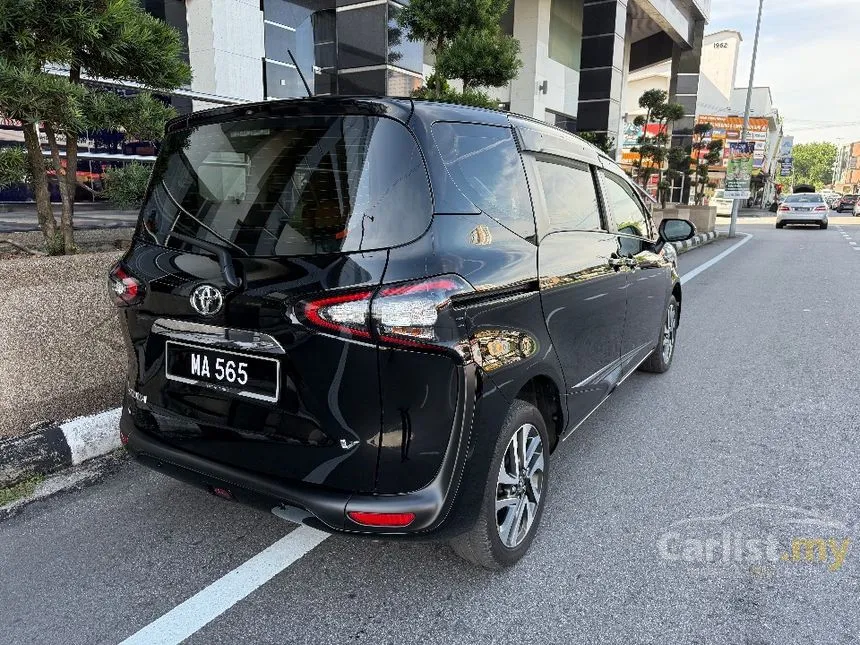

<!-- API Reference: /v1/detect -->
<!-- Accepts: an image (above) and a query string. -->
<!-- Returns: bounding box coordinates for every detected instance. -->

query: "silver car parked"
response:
[776,193,829,229]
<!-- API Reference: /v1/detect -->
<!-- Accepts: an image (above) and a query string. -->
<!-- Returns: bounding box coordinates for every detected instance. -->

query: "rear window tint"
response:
[432,122,535,239]
[140,115,432,256]
[783,194,825,203]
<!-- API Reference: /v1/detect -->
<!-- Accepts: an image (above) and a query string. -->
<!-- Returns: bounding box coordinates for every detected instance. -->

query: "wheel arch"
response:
[514,374,564,451]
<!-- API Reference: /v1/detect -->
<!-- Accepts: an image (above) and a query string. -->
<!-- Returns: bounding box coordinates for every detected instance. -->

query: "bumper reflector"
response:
[347,511,416,528]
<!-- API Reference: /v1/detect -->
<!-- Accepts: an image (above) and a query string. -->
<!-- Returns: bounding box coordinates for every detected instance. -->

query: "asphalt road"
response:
[2,219,860,644]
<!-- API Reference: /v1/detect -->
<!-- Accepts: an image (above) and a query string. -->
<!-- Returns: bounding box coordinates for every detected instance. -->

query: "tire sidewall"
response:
[478,401,550,568]
[656,295,679,371]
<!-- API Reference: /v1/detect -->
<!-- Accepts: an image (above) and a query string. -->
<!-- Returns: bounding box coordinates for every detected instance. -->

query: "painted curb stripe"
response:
[61,408,122,466]
[118,526,331,645]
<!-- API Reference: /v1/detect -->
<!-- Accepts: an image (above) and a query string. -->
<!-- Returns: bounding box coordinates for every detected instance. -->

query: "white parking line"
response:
[119,526,330,645]
[681,233,753,285]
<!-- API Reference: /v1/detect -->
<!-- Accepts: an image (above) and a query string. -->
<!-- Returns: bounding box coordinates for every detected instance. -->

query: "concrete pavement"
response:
[0,205,138,233]
[2,220,860,644]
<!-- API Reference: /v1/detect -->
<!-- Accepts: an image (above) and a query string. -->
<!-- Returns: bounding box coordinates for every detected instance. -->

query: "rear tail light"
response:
[299,274,474,352]
[779,206,790,212]
[814,206,827,211]
[347,511,416,528]
[108,263,144,306]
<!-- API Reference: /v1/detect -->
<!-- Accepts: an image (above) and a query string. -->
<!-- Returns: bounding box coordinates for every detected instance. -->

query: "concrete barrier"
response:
[0,251,124,439]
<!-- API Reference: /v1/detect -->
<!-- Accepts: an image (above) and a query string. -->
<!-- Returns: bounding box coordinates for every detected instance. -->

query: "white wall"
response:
[508,0,580,121]
[700,31,741,102]
[186,0,264,109]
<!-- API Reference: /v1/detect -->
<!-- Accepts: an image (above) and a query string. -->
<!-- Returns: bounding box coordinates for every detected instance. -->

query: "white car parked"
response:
[776,193,829,229]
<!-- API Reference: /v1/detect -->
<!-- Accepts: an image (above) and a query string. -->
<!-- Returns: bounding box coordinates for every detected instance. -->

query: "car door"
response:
[531,155,628,426]
[597,166,671,373]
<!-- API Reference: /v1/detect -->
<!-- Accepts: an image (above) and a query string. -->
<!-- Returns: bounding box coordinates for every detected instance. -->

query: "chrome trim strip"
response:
[152,319,286,355]
[164,340,281,404]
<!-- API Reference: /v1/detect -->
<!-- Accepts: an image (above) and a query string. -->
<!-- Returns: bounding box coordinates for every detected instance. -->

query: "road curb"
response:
[672,231,723,255]
[0,408,121,489]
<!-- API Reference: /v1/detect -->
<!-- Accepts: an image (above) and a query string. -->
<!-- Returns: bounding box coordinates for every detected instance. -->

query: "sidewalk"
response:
[0,203,138,233]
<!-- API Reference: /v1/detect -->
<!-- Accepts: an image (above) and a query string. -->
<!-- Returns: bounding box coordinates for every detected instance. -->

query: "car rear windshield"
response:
[783,194,825,203]
[139,115,432,256]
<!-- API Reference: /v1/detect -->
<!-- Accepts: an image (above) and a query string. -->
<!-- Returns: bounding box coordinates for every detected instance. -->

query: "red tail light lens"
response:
[299,275,474,352]
[347,511,416,527]
[779,206,790,212]
[109,263,144,306]
[814,206,827,211]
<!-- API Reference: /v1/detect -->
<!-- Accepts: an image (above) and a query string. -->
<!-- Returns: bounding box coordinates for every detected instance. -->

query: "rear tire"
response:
[640,295,679,374]
[820,222,828,229]
[449,400,549,570]
[775,222,784,229]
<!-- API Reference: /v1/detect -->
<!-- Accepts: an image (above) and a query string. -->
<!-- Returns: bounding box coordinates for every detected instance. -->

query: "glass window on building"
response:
[264,1,336,96]
[548,0,584,71]
[387,2,424,74]
[337,3,387,69]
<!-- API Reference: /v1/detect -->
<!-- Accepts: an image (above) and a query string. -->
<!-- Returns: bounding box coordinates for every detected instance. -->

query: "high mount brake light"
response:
[299,275,473,351]
[109,264,144,306]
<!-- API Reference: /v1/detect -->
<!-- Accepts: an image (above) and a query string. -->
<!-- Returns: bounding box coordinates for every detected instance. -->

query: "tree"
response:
[0,0,190,254]
[630,90,685,192]
[690,123,724,205]
[398,0,520,102]
[102,162,152,210]
[578,132,615,155]
[789,142,838,189]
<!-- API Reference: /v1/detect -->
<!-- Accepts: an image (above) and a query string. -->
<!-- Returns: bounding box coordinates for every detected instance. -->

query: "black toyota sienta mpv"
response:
[112,97,695,569]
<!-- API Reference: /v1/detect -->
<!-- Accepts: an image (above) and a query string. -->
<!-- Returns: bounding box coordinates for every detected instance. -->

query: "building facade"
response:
[179,0,710,149]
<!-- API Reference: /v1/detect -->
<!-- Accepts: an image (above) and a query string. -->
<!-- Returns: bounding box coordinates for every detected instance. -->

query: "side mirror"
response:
[658,218,696,243]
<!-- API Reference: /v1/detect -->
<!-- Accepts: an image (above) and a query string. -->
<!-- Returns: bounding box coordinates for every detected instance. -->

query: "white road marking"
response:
[681,233,753,285]
[851,242,857,246]
[119,525,330,645]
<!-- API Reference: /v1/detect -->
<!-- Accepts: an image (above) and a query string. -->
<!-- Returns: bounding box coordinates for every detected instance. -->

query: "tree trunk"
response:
[43,123,74,255]
[21,122,57,244]
[434,37,445,99]
[60,64,82,254]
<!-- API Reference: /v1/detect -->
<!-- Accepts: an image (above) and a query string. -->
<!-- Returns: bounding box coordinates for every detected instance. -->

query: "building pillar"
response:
[576,0,627,147]
[668,19,705,203]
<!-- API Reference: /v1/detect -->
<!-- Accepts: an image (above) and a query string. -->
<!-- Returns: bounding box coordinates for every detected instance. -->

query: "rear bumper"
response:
[777,213,827,224]
[121,364,478,536]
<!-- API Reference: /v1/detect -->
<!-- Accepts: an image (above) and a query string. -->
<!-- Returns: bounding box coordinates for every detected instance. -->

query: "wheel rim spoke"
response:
[496,423,545,549]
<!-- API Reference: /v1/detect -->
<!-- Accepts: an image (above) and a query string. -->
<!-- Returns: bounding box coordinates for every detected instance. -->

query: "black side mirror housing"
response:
[658,218,696,243]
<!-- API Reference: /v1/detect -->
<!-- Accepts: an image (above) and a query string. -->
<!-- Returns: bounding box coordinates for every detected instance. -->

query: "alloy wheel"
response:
[495,423,545,548]
[662,302,677,364]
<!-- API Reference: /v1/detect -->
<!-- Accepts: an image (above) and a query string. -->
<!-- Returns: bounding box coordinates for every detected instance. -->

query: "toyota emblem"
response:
[190,284,224,316]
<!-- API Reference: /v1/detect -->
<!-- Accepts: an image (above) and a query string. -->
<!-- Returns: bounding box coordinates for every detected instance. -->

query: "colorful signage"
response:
[695,115,771,171]
[726,142,755,199]
[779,136,794,159]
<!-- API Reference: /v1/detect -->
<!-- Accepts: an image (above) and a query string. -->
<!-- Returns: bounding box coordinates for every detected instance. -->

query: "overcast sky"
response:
[708,0,860,145]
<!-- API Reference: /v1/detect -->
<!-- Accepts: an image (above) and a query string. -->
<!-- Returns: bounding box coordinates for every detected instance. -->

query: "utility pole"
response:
[729,0,765,238]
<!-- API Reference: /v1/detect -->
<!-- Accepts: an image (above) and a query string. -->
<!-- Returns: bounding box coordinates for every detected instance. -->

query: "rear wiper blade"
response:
[159,180,248,256]
[170,232,242,290]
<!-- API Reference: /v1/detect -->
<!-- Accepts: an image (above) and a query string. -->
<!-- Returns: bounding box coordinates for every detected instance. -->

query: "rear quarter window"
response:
[432,122,535,239]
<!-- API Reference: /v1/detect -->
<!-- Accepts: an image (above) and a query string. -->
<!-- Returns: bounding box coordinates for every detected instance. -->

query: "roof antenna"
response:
[287,49,313,97]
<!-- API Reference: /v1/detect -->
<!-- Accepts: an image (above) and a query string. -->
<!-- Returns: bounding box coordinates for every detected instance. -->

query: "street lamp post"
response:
[729,0,765,238]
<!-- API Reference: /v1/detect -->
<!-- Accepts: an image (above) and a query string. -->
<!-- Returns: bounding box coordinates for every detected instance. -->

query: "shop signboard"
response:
[725,142,755,199]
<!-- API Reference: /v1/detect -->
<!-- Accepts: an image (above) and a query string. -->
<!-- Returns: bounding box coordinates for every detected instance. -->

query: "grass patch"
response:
[0,476,43,506]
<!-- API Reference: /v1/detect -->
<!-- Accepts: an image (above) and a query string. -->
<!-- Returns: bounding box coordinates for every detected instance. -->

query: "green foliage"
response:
[103,162,152,209]
[578,131,615,155]
[0,475,43,506]
[0,147,30,188]
[788,142,838,189]
[436,26,521,89]
[399,0,520,98]
[631,89,685,192]
[412,85,499,109]
[0,0,190,253]
[397,0,510,54]
[690,123,724,205]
